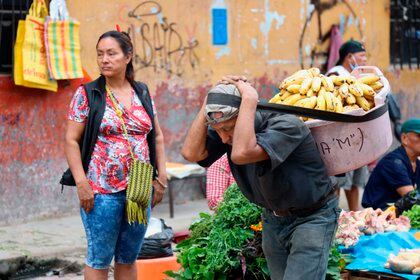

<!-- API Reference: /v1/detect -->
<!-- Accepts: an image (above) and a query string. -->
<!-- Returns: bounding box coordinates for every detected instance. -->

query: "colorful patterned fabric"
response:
[206,154,235,209]
[68,86,154,194]
[44,19,83,79]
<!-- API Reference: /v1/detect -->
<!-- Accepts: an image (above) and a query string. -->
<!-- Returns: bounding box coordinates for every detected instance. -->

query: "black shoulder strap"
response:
[257,101,388,123]
[133,81,157,178]
[206,92,388,123]
[80,79,106,172]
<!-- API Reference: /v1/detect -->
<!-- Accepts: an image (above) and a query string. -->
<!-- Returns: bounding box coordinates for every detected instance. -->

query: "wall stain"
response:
[299,0,364,70]
[125,1,200,76]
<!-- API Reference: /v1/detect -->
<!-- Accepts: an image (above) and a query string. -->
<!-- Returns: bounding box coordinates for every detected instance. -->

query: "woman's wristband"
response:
[155,178,168,189]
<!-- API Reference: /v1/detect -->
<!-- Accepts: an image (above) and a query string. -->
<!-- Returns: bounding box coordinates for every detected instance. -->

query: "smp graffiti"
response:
[299,0,363,70]
[126,1,199,76]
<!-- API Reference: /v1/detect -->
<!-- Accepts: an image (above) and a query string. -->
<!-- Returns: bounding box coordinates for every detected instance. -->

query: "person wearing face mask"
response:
[326,40,369,211]
[328,40,403,142]
[326,39,367,76]
[326,40,403,211]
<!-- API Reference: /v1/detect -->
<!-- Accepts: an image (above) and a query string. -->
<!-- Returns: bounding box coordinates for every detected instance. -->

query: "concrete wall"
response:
[0,77,87,225]
[0,0,418,224]
[67,0,419,161]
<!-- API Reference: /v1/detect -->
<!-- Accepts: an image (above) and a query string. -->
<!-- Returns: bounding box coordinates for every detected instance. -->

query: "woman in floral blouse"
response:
[65,30,167,280]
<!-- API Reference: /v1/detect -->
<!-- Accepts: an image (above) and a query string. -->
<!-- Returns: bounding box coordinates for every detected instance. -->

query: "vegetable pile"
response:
[403,205,420,229]
[166,184,268,279]
[167,184,351,279]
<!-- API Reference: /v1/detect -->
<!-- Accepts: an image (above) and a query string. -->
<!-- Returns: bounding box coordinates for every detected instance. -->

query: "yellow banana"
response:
[333,96,344,113]
[315,93,326,110]
[280,69,312,89]
[321,75,335,91]
[331,75,346,86]
[306,88,315,97]
[280,76,306,89]
[339,83,349,96]
[348,83,363,97]
[370,81,384,91]
[356,96,372,111]
[279,90,292,101]
[290,69,311,78]
[359,83,376,99]
[269,93,282,103]
[299,77,313,94]
[325,91,335,111]
[287,84,301,94]
[320,89,334,111]
[346,93,356,105]
[346,76,357,84]
[358,74,380,85]
[283,94,305,105]
[311,77,322,92]
[308,67,320,77]
[364,93,374,101]
[295,96,317,109]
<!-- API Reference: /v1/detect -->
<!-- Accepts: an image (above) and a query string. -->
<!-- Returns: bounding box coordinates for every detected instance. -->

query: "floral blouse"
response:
[67,86,154,194]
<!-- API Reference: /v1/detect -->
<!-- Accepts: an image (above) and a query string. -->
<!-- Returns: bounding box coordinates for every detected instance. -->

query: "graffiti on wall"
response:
[122,1,199,76]
[299,0,364,70]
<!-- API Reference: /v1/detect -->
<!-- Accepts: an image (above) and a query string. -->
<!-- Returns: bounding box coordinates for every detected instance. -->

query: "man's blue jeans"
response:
[262,197,340,280]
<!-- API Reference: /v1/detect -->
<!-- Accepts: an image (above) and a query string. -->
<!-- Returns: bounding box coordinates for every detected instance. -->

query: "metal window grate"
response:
[390,0,420,69]
[0,0,32,74]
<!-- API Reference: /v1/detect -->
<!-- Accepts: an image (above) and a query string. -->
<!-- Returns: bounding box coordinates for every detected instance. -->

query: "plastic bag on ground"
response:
[138,218,174,259]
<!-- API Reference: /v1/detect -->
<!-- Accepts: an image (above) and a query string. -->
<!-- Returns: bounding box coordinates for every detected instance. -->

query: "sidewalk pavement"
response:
[0,199,210,278]
[0,189,354,278]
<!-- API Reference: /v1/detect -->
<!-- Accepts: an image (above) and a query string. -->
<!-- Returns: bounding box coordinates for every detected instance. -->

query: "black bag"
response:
[395,189,420,216]
[138,219,174,259]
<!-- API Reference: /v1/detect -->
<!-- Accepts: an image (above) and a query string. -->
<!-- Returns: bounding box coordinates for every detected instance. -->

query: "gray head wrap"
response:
[205,84,241,124]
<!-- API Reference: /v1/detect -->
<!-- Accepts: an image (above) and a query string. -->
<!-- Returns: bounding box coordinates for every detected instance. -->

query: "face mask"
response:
[349,55,359,70]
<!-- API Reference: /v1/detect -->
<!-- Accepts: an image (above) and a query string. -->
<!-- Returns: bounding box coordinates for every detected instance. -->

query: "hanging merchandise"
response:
[19,0,58,91]
[14,20,56,91]
[44,0,83,80]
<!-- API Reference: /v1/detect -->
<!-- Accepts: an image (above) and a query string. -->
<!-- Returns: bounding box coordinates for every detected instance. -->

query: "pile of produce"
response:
[403,205,420,229]
[327,243,353,280]
[167,184,351,280]
[336,207,411,248]
[385,249,420,275]
[269,67,383,116]
[166,184,269,279]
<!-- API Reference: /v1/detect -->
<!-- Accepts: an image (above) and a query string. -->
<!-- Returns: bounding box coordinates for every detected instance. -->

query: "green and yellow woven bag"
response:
[126,160,153,224]
[106,85,153,225]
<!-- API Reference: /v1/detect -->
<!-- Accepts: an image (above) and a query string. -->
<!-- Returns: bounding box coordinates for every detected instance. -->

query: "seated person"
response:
[362,118,420,210]
[206,153,235,210]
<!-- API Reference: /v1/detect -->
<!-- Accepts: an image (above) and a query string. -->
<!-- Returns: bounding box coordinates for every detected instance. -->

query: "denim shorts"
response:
[80,191,150,269]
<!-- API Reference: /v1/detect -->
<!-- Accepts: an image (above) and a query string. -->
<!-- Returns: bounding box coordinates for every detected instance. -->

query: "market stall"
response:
[167,185,420,280]
[165,67,419,279]
[336,205,420,279]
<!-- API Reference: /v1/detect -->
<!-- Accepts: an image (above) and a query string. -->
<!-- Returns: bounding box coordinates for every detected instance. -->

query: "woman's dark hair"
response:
[97,30,135,85]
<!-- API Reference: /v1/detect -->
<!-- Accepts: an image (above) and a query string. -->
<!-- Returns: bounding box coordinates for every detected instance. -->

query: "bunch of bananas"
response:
[269,68,383,117]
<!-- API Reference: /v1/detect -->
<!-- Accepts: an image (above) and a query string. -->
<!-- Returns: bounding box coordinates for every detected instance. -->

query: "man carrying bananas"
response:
[182,78,339,279]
